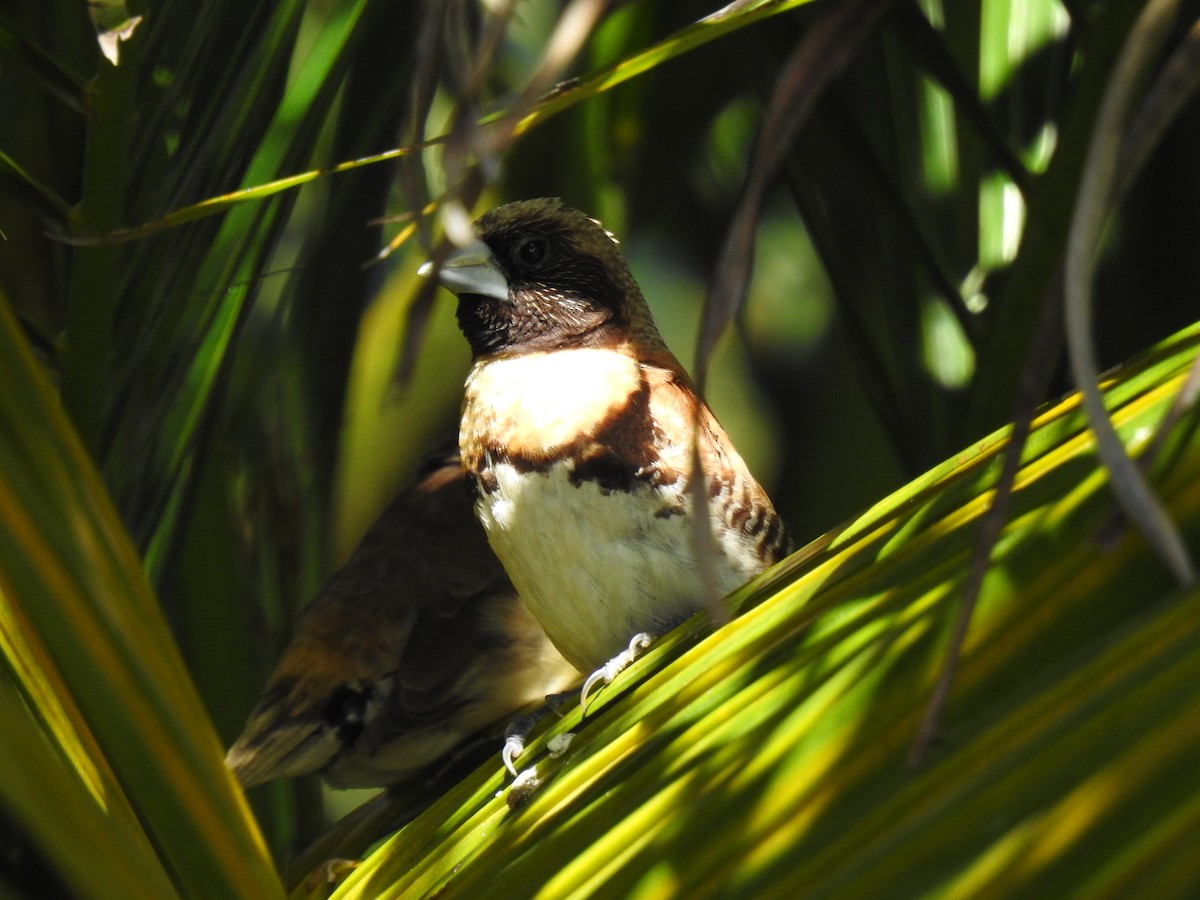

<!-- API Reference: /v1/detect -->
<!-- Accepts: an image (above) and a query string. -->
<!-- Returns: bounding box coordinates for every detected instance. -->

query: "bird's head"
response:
[421,198,667,357]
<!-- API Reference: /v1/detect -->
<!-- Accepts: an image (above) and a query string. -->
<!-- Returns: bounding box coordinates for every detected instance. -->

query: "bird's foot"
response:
[580,632,654,713]
[501,690,576,776]
[504,642,650,774]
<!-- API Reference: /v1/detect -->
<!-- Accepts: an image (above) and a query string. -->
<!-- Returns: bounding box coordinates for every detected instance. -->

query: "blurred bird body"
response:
[225,449,577,789]
[427,198,790,675]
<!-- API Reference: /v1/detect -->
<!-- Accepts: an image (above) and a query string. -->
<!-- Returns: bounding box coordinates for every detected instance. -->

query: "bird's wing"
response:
[642,357,792,567]
[225,456,528,788]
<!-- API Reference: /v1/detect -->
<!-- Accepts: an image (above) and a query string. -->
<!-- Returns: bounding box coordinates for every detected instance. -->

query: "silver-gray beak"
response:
[418,238,510,301]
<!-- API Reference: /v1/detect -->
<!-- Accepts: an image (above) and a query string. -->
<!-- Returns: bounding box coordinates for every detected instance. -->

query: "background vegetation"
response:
[1,0,1198,896]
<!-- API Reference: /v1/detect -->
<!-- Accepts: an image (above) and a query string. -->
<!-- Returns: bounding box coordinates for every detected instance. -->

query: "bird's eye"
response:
[514,236,549,269]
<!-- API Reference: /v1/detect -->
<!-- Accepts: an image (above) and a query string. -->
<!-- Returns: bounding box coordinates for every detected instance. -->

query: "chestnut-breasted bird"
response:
[422,198,791,693]
[225,447,577,789]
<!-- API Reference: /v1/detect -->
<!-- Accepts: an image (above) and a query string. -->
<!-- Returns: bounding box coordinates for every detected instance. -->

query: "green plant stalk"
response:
[61,54,136,452]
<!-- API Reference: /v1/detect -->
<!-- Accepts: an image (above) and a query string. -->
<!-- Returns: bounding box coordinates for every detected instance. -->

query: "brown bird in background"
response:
[423,198,791,705]
[225,446,577,789]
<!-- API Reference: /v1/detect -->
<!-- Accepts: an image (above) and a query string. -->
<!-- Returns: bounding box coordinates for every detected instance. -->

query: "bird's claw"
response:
[502,698,566,777]
[502,713,538,777]
[504,635,651,776]
[501,733,525,777]
[580,632,654,713]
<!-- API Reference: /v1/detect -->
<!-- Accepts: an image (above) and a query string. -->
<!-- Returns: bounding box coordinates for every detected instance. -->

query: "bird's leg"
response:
[501,689,577,776]
[580,632,654,713]
[503,629,653,775]
[543,688,575,718]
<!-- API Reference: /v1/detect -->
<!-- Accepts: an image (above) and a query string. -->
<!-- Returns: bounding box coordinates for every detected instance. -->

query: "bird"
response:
[421,197,791,699]
[225,444,578,789]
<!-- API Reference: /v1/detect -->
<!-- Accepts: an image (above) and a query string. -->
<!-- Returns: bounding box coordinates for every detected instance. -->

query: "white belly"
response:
[475,460,745,673]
